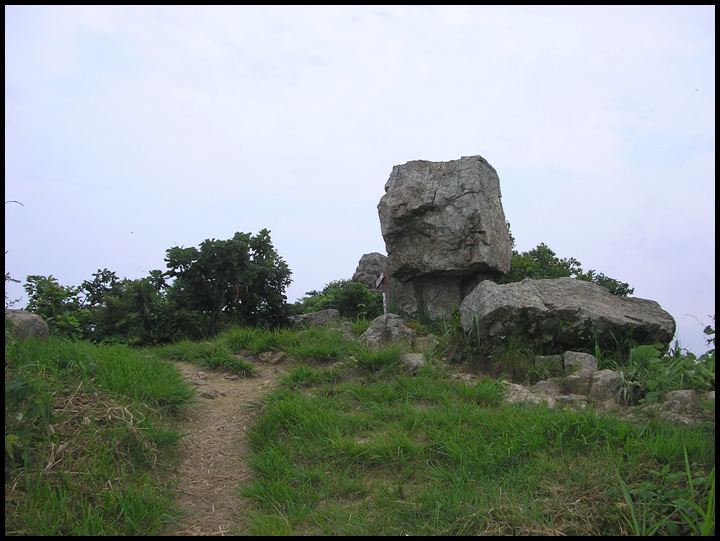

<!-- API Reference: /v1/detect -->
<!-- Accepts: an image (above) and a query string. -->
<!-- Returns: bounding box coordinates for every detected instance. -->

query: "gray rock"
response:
[415,334,440,353]
[5,309,50,340]
[460,277,676,351]
[293,309,340,327]
[401,353,426,369]
[534,355,564,377]
[589,369,624,401]
[378,155,512,281]
[563,351,598,375]
[359,313,415,348]
[660,390,697,414]
[352,252,388,291]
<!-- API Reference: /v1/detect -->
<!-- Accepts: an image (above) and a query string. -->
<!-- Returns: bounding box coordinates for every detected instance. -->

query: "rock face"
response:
[377,155,512,319]
[460,277,676,351]
[351,252,388,291]
[5,309,50,340]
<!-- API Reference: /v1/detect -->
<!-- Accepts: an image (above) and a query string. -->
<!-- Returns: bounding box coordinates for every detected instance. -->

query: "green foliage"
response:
[21,230,293,345]
[165,229,292,335]
[5,338,193,535]
[352,341,407,371]
[24,275,89,339]
[603,322,715,406]
[500,242,634,296]
[617,450,715,536]
[292,279,383,320]
[5,268,21,309]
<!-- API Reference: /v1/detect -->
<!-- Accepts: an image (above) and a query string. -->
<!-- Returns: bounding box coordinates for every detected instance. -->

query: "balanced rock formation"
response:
[460,277,676,351]
[377,155,512,319]
[5,309,50,340]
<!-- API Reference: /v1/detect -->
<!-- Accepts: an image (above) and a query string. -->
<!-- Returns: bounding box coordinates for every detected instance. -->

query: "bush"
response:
[292,280,383,320]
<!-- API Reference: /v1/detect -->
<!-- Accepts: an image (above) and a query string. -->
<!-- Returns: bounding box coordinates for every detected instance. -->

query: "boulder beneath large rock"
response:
[5,309,50,340]
[377,155,513,319]
[460,277,676,351]
[351,252,388,291]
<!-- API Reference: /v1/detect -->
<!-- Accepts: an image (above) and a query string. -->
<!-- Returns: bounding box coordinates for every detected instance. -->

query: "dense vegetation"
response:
[16,230,292,345]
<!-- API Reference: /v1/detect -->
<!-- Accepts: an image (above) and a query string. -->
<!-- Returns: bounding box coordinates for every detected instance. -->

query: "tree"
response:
[292,279,383,319]
[500,242,634,296]
[165,230,292,336]
[23,275,88,339]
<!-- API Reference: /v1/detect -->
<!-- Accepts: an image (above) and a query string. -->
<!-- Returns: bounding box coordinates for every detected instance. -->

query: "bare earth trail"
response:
[164,360,286,536]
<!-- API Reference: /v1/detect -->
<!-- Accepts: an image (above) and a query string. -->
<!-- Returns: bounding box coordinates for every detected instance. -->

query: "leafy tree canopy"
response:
[501,226,634,296]
[293,279,383,320]
[165,229,292,335]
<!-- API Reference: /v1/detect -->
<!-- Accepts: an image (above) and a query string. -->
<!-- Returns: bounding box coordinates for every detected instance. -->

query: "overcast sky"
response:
[5,5,715,354]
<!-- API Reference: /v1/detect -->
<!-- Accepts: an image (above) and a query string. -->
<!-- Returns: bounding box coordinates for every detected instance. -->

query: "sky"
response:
[5,5,715,354]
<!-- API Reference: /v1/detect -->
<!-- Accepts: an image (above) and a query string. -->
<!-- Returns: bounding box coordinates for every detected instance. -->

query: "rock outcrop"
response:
[460,277,676,351]
[5,309,50,340]
[377,155,513,320]
[351,252,388,291]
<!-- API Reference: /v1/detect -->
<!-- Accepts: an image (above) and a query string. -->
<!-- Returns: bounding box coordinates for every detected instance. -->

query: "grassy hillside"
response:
[5,319,715,535]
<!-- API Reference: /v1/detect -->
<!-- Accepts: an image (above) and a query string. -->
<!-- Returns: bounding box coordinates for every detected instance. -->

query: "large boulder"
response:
[351,252,388,291]
[377,155,512,320]
[377,155,512,281]
[5,309,50,340]
[460,277,676,351]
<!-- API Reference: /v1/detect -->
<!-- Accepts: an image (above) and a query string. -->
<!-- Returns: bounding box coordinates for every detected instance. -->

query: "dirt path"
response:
[166,360,286,536]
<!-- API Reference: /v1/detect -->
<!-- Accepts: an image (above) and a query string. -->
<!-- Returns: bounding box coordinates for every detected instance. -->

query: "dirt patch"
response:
[164,360,286,536]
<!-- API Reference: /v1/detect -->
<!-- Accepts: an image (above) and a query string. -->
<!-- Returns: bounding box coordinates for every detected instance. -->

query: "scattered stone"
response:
[415,334,440,353]
[460,277,676,351]
[5,309,50,340]
[201,389,219,399]
[534,355,563,377]
[563,351,598,375]
[401,353,426,370]
[660,390,697,414]
[359,313,415,348]
[589,369,623,401]
[502,381,556,409]
[292,309,340,327]
[197,371,207,380]
[257,351,290,364]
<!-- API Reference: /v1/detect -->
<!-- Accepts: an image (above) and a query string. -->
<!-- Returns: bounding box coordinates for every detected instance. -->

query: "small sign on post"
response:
[375,264,391,314]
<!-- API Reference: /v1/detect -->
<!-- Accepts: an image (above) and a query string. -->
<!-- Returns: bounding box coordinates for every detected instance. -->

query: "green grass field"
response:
[5,321,715,535]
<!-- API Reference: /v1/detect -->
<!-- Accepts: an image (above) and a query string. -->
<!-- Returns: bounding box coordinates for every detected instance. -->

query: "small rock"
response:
[401,353,426,369]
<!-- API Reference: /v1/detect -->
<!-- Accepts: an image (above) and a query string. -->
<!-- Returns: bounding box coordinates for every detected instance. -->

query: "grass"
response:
[5,318,715,535]
[240,354,714,535]
[5,337,196,535]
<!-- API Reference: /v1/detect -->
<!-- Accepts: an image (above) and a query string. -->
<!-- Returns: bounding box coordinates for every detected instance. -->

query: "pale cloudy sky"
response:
[5,5,715,354]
